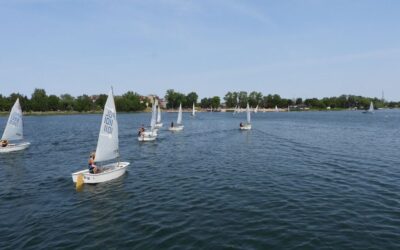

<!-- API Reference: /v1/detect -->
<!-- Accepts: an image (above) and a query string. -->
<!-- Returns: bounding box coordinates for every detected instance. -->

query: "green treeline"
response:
[223,91,393,110]
[0,89,146,112]
[0,88,398,112]
[164,89,220,109]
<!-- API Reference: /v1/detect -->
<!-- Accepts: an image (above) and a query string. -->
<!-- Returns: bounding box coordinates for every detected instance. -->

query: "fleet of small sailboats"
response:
[2,90,385,189]
[72,89,129,185]
[0,98,30,153]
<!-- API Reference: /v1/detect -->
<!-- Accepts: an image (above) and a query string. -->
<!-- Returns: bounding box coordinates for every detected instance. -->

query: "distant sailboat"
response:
[72,89,129,184]
[254,105,258,113]
[169,103,184,131]
[275,105,279,112]
[233,97,239,115]
[287,105,290,112]
[363,102,374,114]
[138,98,158,141]
[240,103,252,130]
[191,103,196,116]
[155,101,163,128]
[0,98,30,153]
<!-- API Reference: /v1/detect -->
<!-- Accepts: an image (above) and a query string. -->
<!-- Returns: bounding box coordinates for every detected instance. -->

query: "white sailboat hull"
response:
[138,131,157,141]
[0,142,30,153]
[155,123,163,128]
[72,162,129,184]
[240,124,252,130]
[169,125,184,131]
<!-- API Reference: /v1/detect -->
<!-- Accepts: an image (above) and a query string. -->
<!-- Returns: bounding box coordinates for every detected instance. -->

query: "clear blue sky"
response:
[1,0,400,100]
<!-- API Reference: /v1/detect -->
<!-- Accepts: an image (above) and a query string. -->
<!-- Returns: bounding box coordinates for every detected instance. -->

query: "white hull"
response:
[138,130,157,141]
[155,123,163,128]
[169,125,184,131]
[240,124,252,130]
[72,162,129,184]
[0,142,30,153]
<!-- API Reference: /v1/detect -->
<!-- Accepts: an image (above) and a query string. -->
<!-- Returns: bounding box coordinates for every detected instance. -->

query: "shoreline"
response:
[0,108,392,117]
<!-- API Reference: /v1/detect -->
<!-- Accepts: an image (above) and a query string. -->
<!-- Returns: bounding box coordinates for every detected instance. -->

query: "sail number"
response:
[103,110,114,134]
[9,113,21,127]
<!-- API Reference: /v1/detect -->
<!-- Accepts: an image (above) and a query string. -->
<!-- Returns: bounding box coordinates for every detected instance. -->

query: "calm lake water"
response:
[1,110,400,249]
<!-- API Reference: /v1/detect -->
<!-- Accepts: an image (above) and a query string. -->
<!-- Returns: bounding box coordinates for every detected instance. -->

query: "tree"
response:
[238,91,248,108]
[48,95,60,111]
[74,95,93,112]
[224,92,235,108]
[165,89,186,109]
[304,98,325,109]
[8,93,31,111]
[60,94,75,111]
[0,94,9,111]
[116,91,146,112]
[248,91,262,108]
[31,88,48,111]
[186,92,198,107]
[210,96,221,109]
[272,94,282,107]
[95,94,108,110]
[165,89,178,109]
[200,98,210,108]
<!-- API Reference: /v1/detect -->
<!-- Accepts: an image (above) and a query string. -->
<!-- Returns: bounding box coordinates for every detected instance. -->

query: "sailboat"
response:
[155,102,163,128]
[254,105,258,113]
[72,89,129,184]
[138,99,158,141]
[169,103,184,131]
[191,103,196,116]
[363,102,374,114]
[0,98,30,153]
[275,105,279,112]
[233,97,239,115]
[240,103,252,130]
[287,105,290,112]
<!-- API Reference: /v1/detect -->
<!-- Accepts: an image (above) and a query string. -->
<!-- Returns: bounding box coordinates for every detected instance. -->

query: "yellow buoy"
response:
[76,173,84,191]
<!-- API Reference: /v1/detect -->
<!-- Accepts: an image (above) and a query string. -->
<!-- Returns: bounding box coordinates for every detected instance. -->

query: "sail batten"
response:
[1,98,24,141]
[95,90,119,162]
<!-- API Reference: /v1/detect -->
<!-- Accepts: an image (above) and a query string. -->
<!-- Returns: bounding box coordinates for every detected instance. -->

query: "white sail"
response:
[157,104,162,123]
[150,99,157,130]
[254,105,258,113]
[369,102,374,112]
[177,103,183,125]
[246,103,251,124]
[275,105,279,112]
[95,90,119,162]
[2,98,23,141]
[192,103,196,116]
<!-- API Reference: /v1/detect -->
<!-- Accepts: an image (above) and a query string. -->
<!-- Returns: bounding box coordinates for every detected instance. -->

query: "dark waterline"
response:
[1,111,400,249]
